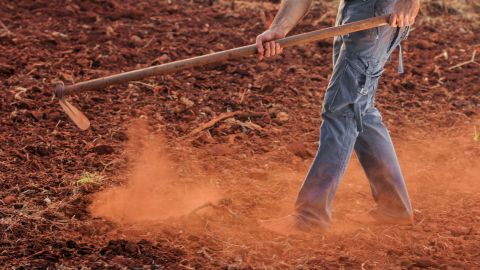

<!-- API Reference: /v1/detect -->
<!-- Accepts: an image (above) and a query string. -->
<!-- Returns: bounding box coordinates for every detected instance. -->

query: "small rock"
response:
[256,62,269,71]
[92,145,114,155]
[26,145,51,156]
[60,72,74,82]
[106,26,116,37]
[130,35,142,44]
[287,142,314,159]
[416,40,434,50]
[10,109,27,122]
[29,110,45,121]
[44,197,52,205]
[180,97,194,109]
[261,84,275,93]
[173,104,186,114]
[156,54,171,64]
[201,106,213,115]
[47,111,62,121]
[276,111,289,122]
[113,131,128,141]
[2,195,16,205]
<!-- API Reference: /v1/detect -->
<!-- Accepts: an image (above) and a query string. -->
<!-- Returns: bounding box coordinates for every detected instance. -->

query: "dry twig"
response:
[448,49,479,70]
[0,20,13,36]
[183,111,266,139]
[225,117,265,132]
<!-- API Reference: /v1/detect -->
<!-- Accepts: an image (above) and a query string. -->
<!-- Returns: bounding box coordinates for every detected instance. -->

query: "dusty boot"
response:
[347,210,413,226]
[259,215,310,236]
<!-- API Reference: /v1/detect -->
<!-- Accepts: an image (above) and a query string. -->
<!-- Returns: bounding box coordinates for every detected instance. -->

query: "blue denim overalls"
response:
[294,0,413,229]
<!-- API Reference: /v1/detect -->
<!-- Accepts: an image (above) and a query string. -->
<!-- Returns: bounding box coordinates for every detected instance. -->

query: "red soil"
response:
[1,0,479,269]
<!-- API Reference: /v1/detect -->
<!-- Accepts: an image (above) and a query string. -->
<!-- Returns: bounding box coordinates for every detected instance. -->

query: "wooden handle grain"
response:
[56,15,389,98]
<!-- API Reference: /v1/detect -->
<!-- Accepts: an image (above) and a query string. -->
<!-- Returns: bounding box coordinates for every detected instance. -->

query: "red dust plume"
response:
[89,124,221,224]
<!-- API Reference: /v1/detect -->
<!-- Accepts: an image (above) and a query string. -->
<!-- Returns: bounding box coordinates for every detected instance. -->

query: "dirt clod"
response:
[287,142,314,159]
[275,111,289,122]
[92,145,115,155]
[2,195,16,205]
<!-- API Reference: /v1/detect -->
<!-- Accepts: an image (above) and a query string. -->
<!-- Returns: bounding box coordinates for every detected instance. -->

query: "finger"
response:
[269,41,276,56]
[403,16,409,27]
[405,16,412,26]
[265,42,271,58]
[256,39,264,54]
[408,15,416,26]
[389,13,397,27]
[256,37,264,61]
[276,43,282,55]
[397,15,405,27]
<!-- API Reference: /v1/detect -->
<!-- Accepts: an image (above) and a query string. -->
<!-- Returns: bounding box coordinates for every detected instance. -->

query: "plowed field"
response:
[1,0,479,269]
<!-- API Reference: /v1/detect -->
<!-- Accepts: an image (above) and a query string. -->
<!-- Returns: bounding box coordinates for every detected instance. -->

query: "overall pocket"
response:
[385,25,411,56]
[325,58,383,113]
[348,59,384,97]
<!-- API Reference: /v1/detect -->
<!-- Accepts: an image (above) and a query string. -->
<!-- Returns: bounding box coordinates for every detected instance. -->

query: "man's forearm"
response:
[270,0,313,35]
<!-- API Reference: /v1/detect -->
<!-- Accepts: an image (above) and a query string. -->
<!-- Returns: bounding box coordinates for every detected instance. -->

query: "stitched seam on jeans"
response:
[328,116,357,213]
[333,114,356,185]
[326,61,348,112]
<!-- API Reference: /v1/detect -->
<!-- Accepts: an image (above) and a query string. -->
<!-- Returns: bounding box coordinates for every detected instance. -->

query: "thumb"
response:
[256,36,265,54]
[389,13,398,27]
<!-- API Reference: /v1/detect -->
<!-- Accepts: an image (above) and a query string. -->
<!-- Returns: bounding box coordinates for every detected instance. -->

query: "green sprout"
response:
[474,126,479,143]
[77,172,104,185]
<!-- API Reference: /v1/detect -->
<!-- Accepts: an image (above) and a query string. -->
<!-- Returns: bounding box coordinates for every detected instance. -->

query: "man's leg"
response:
[261,0,378,234]
[259,108,358,234]
[294,109,358,229]
[260,0,413,234]
[353,108,413,222]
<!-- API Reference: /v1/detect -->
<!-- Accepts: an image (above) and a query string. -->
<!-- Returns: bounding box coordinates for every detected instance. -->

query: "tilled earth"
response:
[1,0,479,269]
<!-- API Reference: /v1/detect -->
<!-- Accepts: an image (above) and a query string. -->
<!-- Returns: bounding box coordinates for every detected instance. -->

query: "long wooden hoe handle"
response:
[55,15,390,131]
[55,15,389,98]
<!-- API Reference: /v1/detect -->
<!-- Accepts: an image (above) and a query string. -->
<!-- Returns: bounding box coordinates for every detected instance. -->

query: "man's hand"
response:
[255,27,287,61]
[255,0,313,61]
[389,0,420,27]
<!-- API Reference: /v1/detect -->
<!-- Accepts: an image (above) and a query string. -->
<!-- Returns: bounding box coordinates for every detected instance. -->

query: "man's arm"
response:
[255,0,420,61]
[390,0,420,27]
[256,0,313,61]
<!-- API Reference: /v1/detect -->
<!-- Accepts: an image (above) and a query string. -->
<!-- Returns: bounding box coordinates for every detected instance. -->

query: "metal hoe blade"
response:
[59,99,90,131]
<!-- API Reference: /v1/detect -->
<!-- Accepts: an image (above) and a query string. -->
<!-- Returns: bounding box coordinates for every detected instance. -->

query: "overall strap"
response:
[397,44,404,74]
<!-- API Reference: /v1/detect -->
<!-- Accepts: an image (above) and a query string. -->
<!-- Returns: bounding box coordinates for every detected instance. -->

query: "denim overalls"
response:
[294,0,413,229]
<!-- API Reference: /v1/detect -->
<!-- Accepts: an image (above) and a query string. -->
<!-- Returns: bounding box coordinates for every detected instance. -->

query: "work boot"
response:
[347,210,413,226]
[259,215,310,236]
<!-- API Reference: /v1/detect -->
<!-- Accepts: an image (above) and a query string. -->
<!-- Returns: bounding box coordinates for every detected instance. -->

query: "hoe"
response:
[55,15,390,130]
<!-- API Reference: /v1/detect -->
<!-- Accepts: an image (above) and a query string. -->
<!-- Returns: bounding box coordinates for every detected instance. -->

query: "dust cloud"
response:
[89,123,221,224]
